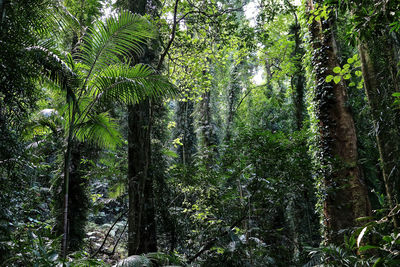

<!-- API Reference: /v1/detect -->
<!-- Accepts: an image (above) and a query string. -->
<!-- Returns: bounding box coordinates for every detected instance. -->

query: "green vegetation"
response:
[1,0,400,266]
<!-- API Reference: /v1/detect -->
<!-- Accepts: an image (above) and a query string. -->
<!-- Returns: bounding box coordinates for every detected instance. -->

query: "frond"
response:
[90,63,178,105]
[32,1,80,46]
[27,46,78,92]
[76,10,154,83]
[75,112,122,150]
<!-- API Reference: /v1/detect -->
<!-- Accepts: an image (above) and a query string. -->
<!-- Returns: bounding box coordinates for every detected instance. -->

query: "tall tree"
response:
[30,11,175,256]
[175,99,196,165]
[126,0,158,255]
[289,13,305,131]
[306,0,371,244]
[52,0,102,253]
[352,0,400,226]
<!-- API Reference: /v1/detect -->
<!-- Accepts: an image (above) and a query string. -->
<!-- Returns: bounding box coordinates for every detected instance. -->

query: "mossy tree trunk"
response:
[57,141,91,255]
[225,64,240,143]
[290,14,305,131]
[199,85,218,167]
[357,28,400,227]
[306,0,371,245]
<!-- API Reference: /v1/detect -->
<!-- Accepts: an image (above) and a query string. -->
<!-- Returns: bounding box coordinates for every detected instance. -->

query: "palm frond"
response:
[27,46,78,93]
[90,63,178,105]
[31,1,80,46]
[76,10,155,84]
[75,112,122,149]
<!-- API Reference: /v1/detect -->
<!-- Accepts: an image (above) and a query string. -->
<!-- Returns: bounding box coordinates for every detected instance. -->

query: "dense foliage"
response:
[1,0,400,266]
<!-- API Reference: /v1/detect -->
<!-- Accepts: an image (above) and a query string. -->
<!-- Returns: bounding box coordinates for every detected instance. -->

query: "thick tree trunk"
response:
[357,34,400,226]
[290,15,305,131]
[127,101,157,254]
[59,142,90,254]
[126,0,158,255]
[307,0,371,245]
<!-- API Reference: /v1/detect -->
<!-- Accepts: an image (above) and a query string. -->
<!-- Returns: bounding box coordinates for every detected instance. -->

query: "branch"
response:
[157,0,179,71]
[90,209,128,258]
[111,220,128,254]
[233,87,253,115]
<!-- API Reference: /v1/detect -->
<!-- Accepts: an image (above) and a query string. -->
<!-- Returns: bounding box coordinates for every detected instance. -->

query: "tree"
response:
[124,0,160,255]
[0,0,64,259]
[32,10,175,256]
[351,0,400,226]
[306,0,371,244]
[49,0,104,253]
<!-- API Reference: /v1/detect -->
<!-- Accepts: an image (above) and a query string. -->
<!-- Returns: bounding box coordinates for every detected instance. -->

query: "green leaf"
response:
[75,112,122,149]
[334,76,341,84]
[349,82,355,86]
[383,235,392,243]
[93,63,177,105]
[373,258,382,267]
[392,92,400,97]
[326,75,334,82]
[162,149,178,158]
[333,66,341,73]
[355,70,363,77]
[343,64,350,69]
[358,245,378,252]
[347,58,354,64]
[344,74,351,80]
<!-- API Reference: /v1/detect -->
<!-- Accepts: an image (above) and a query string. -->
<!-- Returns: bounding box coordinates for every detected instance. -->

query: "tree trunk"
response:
[306,0,371,245]
[357,31,400,227]
[61,103,75,258]
[225,65,240,142]
[127,101,157,254]
[198,84,218,167]
[176,100,196,165]
[126,0,159,255]
[290,14,305,131]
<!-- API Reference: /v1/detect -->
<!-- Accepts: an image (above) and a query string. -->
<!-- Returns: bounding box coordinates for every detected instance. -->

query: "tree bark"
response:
[127,101,157,254]
[198,83,218,167]
[358,35,400,226]
[126,0,159,255]
[306,0,371,245]
[225,64,240,142]
[290,14,305,131]
[176,100,196,165]
[61,103,75,258]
